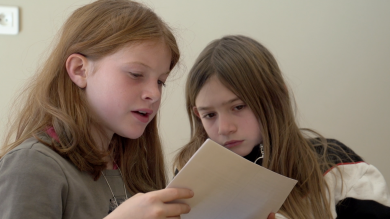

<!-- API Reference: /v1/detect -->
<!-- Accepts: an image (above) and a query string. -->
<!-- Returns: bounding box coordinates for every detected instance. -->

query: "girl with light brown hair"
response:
[174,35,390,218]
[0,0,193,218]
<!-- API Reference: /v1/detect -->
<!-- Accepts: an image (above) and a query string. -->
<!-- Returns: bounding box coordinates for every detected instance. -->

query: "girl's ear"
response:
[66,53,90,88]
[193,106,200,118]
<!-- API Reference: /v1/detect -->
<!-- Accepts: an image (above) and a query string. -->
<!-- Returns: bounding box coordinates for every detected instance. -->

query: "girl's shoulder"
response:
[6,136,54,153]
[317,140,390,218]
[0,137,107,218]
[311,138,364,166]
[0,136,75,175]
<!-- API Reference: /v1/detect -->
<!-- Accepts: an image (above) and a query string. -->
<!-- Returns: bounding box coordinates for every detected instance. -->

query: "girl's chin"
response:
[117,129,145,139]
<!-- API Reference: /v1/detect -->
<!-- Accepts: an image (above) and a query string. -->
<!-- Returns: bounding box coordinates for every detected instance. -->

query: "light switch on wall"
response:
[0,6,19,35]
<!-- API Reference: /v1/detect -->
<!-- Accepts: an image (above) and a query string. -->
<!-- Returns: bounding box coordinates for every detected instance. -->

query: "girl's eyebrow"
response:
[124,61,170,75]
[125,61,148,67]
[196,97,241,112]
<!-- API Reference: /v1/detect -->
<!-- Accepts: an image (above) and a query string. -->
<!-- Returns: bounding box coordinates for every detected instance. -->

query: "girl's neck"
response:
[47,126,115,169]
[90,126,115,169]
[105,159,115,170]
[90,126,112,150]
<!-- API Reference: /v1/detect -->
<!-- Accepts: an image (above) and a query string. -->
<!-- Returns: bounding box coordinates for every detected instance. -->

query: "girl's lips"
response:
[224,140,244,148]
[134,108,153,114]
[132,111,150,123]
[131,109,153,123]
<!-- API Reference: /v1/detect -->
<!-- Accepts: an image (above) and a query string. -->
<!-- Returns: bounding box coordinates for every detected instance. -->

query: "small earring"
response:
[254,144,264,164]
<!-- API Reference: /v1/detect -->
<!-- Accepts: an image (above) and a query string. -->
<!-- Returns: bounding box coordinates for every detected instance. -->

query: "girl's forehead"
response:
[195,76,239,106]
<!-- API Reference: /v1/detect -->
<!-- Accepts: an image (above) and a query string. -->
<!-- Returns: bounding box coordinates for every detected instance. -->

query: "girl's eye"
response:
[130,73,142,78]
[203,113,216,119]
[234,105,246,111]
[158,80,166,87]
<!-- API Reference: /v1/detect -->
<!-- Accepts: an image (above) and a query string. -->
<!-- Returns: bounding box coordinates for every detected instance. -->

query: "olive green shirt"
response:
[0,137,130,218]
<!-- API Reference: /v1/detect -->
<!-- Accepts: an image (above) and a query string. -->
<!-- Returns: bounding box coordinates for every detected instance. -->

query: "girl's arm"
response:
[334,164,390,218]
[326,162,390,218]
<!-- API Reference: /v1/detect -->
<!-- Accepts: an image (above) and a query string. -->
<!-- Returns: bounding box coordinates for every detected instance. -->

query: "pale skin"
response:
[66,40,193,219]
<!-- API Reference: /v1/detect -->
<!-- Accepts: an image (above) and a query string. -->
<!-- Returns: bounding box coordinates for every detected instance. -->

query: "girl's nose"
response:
[142,82,161,103]
[217,115,237,136]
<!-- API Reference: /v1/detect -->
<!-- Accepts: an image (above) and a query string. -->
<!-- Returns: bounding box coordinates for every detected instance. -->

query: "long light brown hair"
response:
[1,0,179,193]
[173,35,339,218]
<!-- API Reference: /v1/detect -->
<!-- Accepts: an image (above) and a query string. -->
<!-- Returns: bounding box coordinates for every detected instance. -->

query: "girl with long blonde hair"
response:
[0,0,193,218]
[174,35,390,218]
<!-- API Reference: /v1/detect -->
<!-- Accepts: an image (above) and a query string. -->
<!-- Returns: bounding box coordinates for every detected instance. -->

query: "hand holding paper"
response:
[167,139,297,219]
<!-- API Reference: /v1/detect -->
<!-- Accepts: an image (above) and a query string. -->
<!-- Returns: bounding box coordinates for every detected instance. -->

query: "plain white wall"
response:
[1,0,389,186]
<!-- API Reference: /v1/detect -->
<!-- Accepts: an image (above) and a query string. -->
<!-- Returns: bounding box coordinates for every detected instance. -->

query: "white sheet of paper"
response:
[167,139,297,219]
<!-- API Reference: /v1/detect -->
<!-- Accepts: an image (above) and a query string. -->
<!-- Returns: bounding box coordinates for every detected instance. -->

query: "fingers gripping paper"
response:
[167,139,297,219]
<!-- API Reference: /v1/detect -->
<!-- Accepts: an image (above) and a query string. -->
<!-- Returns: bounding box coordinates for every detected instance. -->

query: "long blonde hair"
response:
[174,35,338,218]
[1,0,179,193]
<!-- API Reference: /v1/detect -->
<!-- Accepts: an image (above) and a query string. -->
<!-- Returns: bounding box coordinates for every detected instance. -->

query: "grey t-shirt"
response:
[0,137,131,218]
